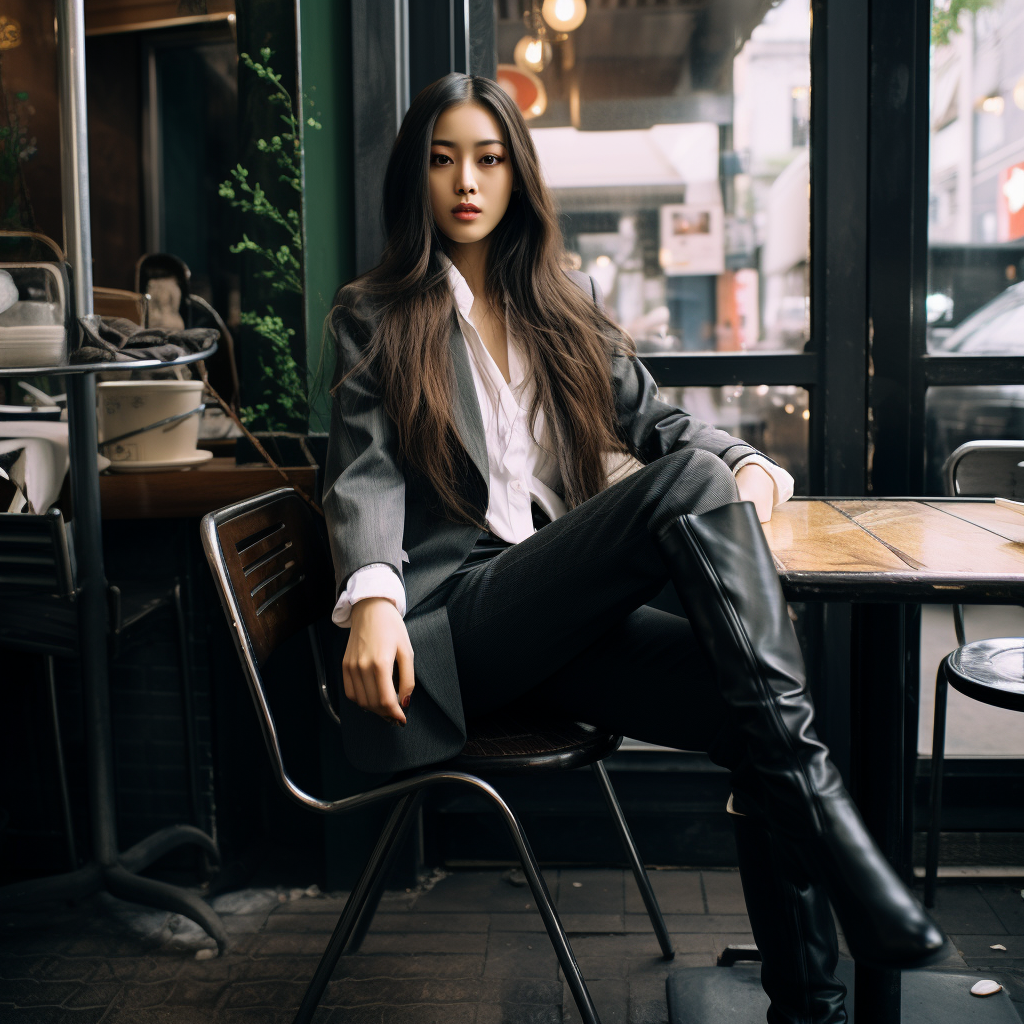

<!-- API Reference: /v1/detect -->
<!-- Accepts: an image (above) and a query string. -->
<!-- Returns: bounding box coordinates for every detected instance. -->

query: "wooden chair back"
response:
[942,440,1024,498]
[0,508,77,656]
[93,287,149,327]
[0,509,74,598]
[201,488,339,811]
[201,488,334,670]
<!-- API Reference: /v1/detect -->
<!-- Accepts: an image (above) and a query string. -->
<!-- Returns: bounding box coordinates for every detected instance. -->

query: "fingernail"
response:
[401,694,411,709]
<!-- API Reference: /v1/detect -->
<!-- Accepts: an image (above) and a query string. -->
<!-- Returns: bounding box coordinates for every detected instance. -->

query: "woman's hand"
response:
[735,463,776,523]
[343,597,415,726]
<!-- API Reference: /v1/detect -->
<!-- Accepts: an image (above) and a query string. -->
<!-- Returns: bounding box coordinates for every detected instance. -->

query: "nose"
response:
[457,159,477,196]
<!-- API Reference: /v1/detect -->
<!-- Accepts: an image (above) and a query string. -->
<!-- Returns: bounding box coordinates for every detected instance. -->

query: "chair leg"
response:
[591,760,674,960]
[171,581,202,828]
[44,656,77,871]
[483,784,602,1024]
[344,792,425,955]
[924,660,950,909]
[292,793,421,1024]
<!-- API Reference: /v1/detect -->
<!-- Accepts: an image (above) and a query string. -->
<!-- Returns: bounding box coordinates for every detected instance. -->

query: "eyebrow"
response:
[430,138,506,148]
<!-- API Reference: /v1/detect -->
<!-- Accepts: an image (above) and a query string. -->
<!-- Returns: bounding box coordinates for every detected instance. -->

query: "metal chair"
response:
[200,487,675,1024]
[923,441,1024,907]
[0,509,218,898]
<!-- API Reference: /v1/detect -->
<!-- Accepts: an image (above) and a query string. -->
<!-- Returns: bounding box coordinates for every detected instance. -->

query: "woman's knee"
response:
[649,448,738,530]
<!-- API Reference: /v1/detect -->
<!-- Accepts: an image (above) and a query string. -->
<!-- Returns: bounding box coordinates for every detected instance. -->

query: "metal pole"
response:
[56,0,117,868]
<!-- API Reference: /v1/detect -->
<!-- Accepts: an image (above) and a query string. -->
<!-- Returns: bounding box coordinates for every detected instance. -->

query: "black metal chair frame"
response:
[0,507,220,935]
[201,488,674,1024]
[924,441,1024,907]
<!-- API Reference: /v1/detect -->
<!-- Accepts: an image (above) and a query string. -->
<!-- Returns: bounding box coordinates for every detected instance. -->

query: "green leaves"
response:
[220,49,322,432]
[932,0,996,47]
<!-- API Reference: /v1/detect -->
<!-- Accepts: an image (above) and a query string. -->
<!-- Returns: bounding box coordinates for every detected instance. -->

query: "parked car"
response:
[926,281,1024,492]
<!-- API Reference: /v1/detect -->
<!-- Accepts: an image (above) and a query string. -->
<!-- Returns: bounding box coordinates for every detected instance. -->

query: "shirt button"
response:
[511,481,522,492]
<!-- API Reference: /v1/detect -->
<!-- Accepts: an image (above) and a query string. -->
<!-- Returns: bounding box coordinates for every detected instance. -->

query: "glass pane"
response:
[925,384,1024,492]
[660,385,809,493]
[927,3,1024,353]
[494,0,810,353]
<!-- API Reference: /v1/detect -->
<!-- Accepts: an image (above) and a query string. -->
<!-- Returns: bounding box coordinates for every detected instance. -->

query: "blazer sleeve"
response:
[321,301,407,599]
[584,274,764,471]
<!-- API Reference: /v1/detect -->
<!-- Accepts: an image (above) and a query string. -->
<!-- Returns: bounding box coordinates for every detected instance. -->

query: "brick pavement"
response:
[1,869,1022,1023]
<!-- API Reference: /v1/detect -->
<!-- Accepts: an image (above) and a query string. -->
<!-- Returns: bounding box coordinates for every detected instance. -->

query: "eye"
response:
[480,154,504,166]
[430,153,452,166]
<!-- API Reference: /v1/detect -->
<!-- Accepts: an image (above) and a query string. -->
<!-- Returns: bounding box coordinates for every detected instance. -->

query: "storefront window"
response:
[494,0,810,356]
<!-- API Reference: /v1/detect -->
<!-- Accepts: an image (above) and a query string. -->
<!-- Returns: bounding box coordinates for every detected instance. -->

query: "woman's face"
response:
[429,102,514,248]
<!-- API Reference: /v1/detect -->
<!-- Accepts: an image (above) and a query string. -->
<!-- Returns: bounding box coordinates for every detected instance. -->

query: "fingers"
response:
[395,642,415,711]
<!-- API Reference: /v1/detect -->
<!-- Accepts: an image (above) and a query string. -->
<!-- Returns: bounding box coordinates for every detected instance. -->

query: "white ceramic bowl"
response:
[0,325,66,368]
[97,380,204,464]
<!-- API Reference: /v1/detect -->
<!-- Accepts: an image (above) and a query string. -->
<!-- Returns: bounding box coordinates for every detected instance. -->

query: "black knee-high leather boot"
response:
[655,501,945,969]
[732,797,847,1023]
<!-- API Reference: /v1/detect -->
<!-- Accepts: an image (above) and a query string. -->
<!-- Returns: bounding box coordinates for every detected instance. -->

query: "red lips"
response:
[452,202,481,213]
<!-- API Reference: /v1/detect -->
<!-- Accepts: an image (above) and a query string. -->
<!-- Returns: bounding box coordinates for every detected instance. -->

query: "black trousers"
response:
[445,447,744,763]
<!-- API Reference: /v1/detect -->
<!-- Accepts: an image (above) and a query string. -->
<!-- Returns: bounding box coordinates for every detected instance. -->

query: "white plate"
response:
[105,449,215,473]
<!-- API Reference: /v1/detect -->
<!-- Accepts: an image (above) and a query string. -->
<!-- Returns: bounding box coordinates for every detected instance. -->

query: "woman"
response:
[323,73,944,1023]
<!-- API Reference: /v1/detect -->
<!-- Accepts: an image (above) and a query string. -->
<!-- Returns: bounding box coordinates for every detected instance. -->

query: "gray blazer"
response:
[322,271,761,774]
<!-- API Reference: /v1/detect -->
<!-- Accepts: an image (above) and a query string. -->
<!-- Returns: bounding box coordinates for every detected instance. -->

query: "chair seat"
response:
[446,713,622,774]
[944,637,1024,713]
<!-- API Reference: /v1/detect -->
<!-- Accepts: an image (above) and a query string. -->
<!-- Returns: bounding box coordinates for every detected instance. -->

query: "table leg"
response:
[850,603,905,1024]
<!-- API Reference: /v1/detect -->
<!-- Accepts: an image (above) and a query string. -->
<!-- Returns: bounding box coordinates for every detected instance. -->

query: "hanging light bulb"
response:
[541,0,587,33]
[514,34,552,72]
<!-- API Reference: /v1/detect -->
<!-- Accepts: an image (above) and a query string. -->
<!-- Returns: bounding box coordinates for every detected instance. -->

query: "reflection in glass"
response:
[495,0,810,354]
[925,384,1024,493]
[927,1,1024,352]
[661,385,809,494]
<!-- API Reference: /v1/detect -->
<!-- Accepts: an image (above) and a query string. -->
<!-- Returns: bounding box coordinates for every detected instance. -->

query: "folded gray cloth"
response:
[74,315,218,363]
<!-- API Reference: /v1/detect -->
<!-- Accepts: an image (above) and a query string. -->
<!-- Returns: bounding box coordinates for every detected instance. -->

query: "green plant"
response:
[219,48,321,431]
[932,0,997,47]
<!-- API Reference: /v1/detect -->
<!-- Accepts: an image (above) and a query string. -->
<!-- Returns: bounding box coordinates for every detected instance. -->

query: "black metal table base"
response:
[0,824,227,953]
[666,962,1020,1023]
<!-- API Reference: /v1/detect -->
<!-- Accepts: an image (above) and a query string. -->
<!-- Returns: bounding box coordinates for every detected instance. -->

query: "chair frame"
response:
[201,488,674,1024]
[0,509,216,903]
[924,441,1024,907]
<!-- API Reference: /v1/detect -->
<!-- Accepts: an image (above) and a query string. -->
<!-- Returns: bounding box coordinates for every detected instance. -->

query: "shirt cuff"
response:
[731,453,795,506]
[332,563,407,628]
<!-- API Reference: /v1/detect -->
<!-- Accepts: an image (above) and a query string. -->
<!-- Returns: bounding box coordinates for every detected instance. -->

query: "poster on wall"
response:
[658,203,725,276]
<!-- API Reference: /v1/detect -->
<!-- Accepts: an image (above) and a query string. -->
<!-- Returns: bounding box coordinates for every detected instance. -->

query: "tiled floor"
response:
[1,869,1022,1023]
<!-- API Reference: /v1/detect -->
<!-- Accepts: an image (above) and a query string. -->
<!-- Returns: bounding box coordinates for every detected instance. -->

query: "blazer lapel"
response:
[448,313,490,491]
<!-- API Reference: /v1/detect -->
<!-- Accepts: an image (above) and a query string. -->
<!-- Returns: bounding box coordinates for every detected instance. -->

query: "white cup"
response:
[97,380,204,464]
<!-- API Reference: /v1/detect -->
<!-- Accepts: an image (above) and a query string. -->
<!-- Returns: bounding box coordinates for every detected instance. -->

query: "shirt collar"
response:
[444,257,475,322]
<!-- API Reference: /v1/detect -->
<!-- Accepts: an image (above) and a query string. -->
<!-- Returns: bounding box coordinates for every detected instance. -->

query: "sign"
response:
[998,161,1024,241]
[658,203,725,276]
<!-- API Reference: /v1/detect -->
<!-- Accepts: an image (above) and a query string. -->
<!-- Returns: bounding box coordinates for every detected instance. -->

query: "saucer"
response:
[105,449,215,473]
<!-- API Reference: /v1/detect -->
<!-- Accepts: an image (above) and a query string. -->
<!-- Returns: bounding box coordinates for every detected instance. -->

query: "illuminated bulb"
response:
[595,255,612,267]
[784,403,795,414]
[979,95,1004,115]
[802,408,810,420]
[756,384,770,396]
[513,34,551,72]
[542,0,587,33]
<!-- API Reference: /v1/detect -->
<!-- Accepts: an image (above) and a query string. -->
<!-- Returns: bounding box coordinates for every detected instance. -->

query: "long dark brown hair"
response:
[332,73,632,525]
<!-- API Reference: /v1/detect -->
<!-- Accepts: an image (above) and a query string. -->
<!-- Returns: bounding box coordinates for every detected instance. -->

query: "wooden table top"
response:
[763,498,1024,603]
[99,457,317,520]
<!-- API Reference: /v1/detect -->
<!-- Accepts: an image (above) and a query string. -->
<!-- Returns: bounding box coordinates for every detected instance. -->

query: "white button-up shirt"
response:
[332,262,793,626]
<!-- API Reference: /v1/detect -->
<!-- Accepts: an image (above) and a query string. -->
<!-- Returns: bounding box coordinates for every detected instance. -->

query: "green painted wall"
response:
[297,0,354,433]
